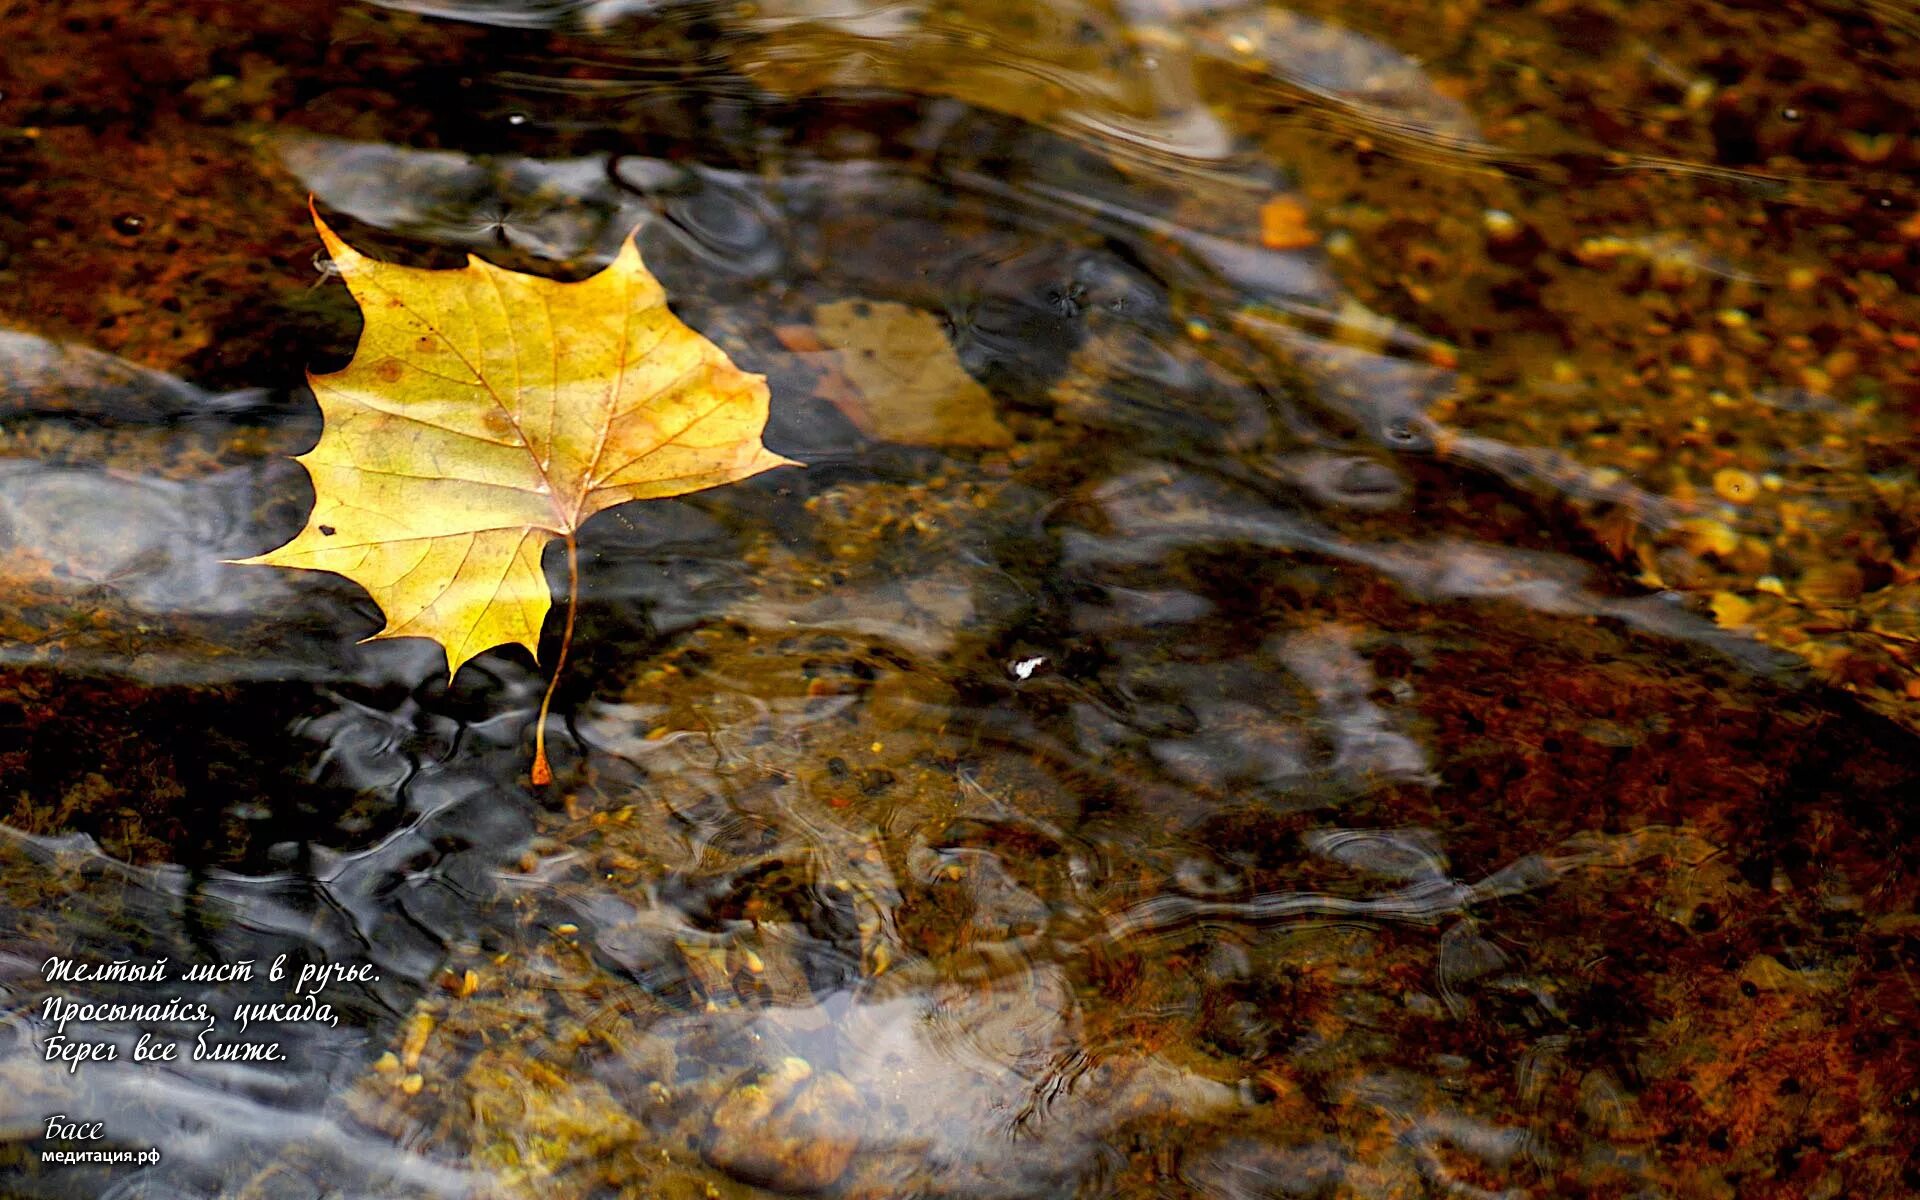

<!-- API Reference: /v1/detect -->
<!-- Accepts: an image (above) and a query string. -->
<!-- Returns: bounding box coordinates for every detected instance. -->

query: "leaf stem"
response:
[531,534,579,786]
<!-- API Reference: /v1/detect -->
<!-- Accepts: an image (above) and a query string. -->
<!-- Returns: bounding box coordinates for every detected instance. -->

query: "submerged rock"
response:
[704,1056,863,1193]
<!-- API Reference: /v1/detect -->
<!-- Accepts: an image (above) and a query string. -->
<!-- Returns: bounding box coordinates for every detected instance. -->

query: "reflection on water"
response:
[3,0,1920,1197]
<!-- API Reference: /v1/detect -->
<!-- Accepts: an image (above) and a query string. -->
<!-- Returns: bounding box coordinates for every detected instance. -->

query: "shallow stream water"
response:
[2,1,1919,1197]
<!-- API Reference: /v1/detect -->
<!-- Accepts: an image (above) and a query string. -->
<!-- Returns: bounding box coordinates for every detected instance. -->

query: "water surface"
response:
[2,1,1919,1197]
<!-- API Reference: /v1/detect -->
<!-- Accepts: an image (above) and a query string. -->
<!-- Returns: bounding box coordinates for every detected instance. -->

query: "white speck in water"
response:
[1009,656,1046,681]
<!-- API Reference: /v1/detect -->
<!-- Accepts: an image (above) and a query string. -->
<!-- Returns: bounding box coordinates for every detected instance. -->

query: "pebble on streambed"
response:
[703,1056,864,1193]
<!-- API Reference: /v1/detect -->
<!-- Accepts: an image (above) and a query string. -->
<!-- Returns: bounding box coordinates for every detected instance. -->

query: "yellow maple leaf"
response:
[234,209,798,782]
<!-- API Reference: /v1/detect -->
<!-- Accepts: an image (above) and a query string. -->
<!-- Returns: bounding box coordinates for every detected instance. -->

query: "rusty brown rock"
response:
[704,1056,863,1193]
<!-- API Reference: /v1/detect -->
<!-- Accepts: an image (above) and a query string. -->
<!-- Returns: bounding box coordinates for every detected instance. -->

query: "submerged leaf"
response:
[812,299,1012,449]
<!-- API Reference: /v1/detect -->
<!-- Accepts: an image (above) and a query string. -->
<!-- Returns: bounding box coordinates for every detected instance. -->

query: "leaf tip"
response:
[309,202,362,274]
[611,227,656,278]
[224,540,297,568]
